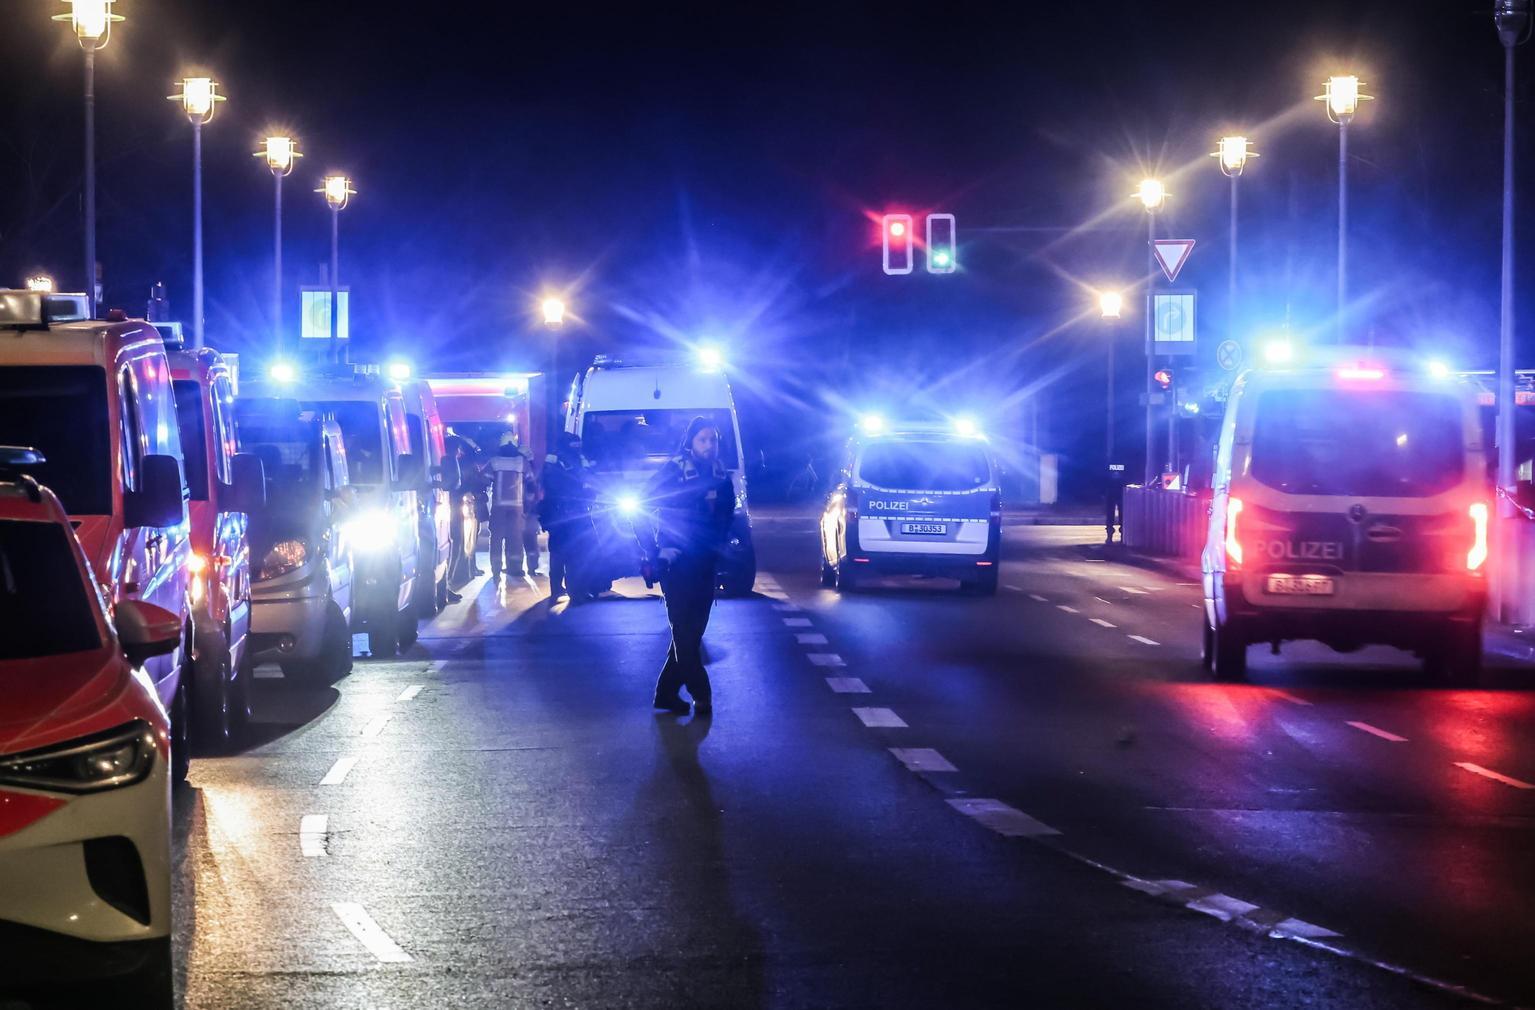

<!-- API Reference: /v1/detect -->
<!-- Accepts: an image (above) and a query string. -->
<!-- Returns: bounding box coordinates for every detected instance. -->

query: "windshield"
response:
[310,400,385,485]
[0,519,101,659]
[858,439,992,492]
[582,409,739,472]
[236,401,323,505]
[1251,389,1466,497]
[0,365,111,515]
[173,380,209,501]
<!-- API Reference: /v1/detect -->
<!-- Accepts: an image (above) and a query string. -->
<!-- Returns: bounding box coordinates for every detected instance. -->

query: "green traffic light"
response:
[933,249,952,268]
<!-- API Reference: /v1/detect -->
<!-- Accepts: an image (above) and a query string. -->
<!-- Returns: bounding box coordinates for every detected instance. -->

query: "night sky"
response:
[1,1,1528,491]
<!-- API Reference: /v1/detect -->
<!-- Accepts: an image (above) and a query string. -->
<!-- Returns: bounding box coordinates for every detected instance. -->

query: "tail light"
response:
[1224,497,1244,569]
[1467,501,1489,572]
[845,488,859,521]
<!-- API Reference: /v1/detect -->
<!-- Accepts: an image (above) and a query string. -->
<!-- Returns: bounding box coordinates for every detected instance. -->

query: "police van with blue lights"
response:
[1201,348,1488,683]
[818,416,1001,595]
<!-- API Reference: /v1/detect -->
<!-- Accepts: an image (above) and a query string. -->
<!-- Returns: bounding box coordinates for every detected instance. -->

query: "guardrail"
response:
[1122,486,1206,559]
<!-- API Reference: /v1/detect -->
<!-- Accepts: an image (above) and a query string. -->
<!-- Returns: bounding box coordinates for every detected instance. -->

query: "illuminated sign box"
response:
[300,287,350,342]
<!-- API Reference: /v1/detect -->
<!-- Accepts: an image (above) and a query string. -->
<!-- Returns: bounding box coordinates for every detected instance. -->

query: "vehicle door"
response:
[384,394,418,609]
[404,406,449,583]
[322,423,353,622]
[210,373,252,666]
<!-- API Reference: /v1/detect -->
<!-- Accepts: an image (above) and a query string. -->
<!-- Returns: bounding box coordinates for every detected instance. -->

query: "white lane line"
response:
[947,798,1060,837]
[361,713,393,738]
[396,685,423,701]
[1057,605,1080,614]
[825,677,871,694]
[1004,584,1024,592]
[772,602,802,612]
[1272,918,1343,939]
[808,653,846,668]
[300,814,328,857]
[428,660,446,674]
[1028,593,1049,603]
[1094,597,1112,605]
[889,747,957,772]
[783,617,813,627]
[332,902,412,963]
[853,707,908,728]
[319,755,359,786]
[1187,892,1261,922]
[1454,762,1535,790]
[795,632,829,645]
[1128,635,1160,646]
[1125,880,1342,939]
[1347,721,1408,743]
[1090,618,1117,628]
[1271,689,1313,707]
[1117,586,1148,595]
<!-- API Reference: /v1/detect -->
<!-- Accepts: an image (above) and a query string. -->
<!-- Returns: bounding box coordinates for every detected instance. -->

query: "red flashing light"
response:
[1154,369,1174,390]
[1225,497,1244,569]
[888,220,906,238]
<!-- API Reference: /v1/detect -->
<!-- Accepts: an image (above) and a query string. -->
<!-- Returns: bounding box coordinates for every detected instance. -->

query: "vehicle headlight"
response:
[260,538,309,580]
[343,509,397,553]
[616,493,641,517]
[0,722,157,794]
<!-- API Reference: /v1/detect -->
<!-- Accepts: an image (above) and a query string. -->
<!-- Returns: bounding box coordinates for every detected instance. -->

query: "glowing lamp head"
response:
[695,345,725,372]
[1135,178,1167,211]
[952,416,980,438]
[386,360,412,382]
[1427,359,1451,379]
[259,136,300,175]
[541,297,567,327]
[1263,339,1294,366]
[55,1,121,47]
[1214,136,1256,176]
[319,175,355,210]
[171,77,224,124]
[25,275,54,293]
[269,360,298,384]
[858,414,886,436]
[1098,290,1123,319]
[616,494,641,517]
[1318,75,1369,122]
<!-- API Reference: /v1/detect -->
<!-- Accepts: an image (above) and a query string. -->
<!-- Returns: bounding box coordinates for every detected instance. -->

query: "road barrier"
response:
[1122,486,1206,559]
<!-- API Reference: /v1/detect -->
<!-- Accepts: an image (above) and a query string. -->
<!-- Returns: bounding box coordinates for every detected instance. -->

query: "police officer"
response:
[642,416,733,716]
[540,432,595,600]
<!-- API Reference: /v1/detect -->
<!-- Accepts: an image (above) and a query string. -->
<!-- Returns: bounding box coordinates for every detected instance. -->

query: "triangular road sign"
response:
[1152,239,1196,283]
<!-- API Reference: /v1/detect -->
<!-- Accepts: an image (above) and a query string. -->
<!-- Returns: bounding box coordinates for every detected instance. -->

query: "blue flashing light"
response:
[1262,339,1294,366]
[616,493,641,517]
[1427,359,1451,379]
[386,360,413,382]
[858,414,886,435]
[952,416,980,438]
[695,345,725,372]
[269,360,298,383]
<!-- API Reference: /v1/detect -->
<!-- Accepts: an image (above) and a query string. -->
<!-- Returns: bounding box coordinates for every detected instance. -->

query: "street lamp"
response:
[256,136,301,355]
[316,175,356,364]
[1212,136,1257,345]
[1134,179,1166,485]
[1316,75,1372,341]
[53,1,122,319]
[169,77,225,348]
[541,297,566,327]
[1494,0,1531,621]
[25,275,55,293]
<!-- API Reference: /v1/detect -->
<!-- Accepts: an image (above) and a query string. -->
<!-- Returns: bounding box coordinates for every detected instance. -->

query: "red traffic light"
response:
[882,213,914,275]
[1154,369,1174,390]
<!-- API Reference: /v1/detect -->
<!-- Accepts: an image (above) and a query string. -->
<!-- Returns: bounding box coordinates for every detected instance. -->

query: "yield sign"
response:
[1152,239,1196,283]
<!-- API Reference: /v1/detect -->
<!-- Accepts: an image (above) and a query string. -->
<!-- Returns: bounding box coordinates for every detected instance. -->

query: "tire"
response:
[962,567,998,596]
[1424,623,1482,687]
[169,671,191,787]
[117,936,174,1010]
[1211,617,1248,682]
[820,557,836,587]
[397,606,419,650]
[834,560,858,593]
[414,564,439,618]
[1200,613,1216,671]
[367,608,399,658]
[189,641,235,756]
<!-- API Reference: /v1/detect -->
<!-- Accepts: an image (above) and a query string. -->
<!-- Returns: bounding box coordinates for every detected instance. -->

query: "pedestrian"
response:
[540,432,595,600]
[488,434,530,581]
[640,416,733,716]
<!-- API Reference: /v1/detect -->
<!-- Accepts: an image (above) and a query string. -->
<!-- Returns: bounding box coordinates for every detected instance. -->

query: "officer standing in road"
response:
[540,432,595,600]
[641,417,734,716]
[488,434,530,581]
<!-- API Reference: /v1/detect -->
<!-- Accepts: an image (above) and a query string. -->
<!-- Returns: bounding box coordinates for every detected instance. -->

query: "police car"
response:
[818,417,1001,594]
[1201,349,1488,683]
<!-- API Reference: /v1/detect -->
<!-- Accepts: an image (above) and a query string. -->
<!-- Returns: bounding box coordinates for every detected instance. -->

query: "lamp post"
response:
[256,137,300,356]
[53,1,121,319]
[1136,178,1166,485]
[541,296,567,444]
[169,77,225,348]
[1495,0,1532,622]
[1316,76,1371,342]
[317,175,356,364]
[1098,289,1124,467]
[1212,136,1256,345]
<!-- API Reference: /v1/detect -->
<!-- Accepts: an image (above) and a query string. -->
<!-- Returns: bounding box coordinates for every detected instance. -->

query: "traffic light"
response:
[882,214,913,275]
[1154,368,1174,390]
[926,213,956,273]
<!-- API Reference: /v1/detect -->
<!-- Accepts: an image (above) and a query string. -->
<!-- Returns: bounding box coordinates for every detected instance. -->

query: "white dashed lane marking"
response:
[300,815,328,857]
[1271,690,1313,707]
[825,677,871,694]
[795,632,829,645]
[808,653,846,668]
[772,602,802,612]
[1127,635,1160,646]
[361,713,393,738]
[1124,879,1341,940]
[853,707,908,728]
[1028,593,1048,603]
[396,685,423,701]
[1090,618,1117,628]
[1347,721,1408,743]
[783,617,814,627]
[1455,762,1535,790]
[947,798,1060,837]
[319,756,359,786]
[1117,586,1148,595]
[889,747,957,772]
[1057,605,1079,614]
[332,902,412,963]
[1005,584,1024,592]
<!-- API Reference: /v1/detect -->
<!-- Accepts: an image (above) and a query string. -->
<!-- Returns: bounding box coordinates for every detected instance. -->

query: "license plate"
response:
[901,522,947,536]
[1265,574,1336,596]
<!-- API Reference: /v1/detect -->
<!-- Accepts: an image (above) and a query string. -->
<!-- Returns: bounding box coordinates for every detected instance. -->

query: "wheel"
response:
[367,608,399,658]
[1211,617,1248,682]
[437,577,450,609]
[190,642,235,756]
[118,936,173,1010]
[169,671,191,786]
[820,556,836,587]
[414,564,439,618]
[281,602,353,682]
[1424,622,1482,687]
[397,606,419,650]
[1200,613,1216,671]
[834,560,858,593]
[962,567,998,596]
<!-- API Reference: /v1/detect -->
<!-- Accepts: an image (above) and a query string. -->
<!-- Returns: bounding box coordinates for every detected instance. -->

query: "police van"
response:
[1201,351,1488,683]
[818,418,1001,594]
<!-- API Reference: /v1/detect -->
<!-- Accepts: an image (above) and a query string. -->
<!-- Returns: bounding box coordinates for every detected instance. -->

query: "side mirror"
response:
[395,453,426,489]
[124,454,184,529]
[227,452,267,514]
[116,599,182,667]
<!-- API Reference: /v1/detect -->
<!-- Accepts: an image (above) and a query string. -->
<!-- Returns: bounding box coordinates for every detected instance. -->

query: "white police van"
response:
[819,418,1001,594]
[1201,350,1488,683]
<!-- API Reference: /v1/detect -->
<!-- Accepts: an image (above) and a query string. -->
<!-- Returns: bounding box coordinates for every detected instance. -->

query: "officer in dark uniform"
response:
[540,432,595,600]
[641,416,734,716]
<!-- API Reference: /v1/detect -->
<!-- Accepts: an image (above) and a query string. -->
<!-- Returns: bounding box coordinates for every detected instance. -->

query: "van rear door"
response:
[855,438,993,548]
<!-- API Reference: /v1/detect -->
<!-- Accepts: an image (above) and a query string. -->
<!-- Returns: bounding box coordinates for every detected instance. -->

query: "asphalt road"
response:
[37,507,1535,1008]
